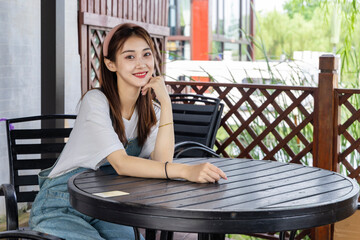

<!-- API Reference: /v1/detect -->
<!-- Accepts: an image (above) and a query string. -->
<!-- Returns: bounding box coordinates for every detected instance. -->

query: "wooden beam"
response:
[79,12,170,36]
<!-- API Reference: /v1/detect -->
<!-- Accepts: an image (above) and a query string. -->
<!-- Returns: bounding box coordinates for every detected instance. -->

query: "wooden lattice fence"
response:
[166,55,360,240]
[335,89,360,182]
[167,82,316,165]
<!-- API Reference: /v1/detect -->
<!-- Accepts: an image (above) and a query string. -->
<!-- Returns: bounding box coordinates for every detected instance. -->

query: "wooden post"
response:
[313,54,339,240]
[79,0,89,94]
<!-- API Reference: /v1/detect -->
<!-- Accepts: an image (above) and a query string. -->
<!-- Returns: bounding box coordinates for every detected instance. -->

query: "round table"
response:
[68,158,359,238]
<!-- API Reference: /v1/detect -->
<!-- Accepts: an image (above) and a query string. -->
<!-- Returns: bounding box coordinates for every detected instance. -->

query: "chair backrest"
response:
[171,94,223,156]
[5,115,76,203]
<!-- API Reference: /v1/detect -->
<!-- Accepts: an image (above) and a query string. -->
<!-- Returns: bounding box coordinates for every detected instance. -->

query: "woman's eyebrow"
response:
[121,48,151,54]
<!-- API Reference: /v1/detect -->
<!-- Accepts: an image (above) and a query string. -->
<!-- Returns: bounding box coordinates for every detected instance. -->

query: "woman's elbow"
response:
[152,151,173,163]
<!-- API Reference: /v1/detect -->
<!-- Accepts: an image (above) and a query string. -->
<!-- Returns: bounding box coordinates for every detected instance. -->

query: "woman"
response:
[29,23,227,240]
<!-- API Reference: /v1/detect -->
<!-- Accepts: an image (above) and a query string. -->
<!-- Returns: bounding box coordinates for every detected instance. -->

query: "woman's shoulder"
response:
[83,89,106,99]
[82,89,108,105]
[78,89,109,115]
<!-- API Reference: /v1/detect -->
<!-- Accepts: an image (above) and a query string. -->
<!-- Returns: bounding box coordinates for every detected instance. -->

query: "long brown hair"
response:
[100,23,157,147]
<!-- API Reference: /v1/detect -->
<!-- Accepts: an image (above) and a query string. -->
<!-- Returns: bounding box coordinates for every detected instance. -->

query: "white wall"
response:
[0,0,41,215]
[65,0,81,115]
[0,0,81,215]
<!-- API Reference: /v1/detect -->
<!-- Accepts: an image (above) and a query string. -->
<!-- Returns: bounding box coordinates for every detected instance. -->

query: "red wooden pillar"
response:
[249,0,255,60]
[313,54,339,240]
[191,0,209,60]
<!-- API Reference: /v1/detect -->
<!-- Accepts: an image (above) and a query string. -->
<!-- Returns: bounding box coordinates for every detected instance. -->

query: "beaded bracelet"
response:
[159,122,173,128]
[164,161,170,180]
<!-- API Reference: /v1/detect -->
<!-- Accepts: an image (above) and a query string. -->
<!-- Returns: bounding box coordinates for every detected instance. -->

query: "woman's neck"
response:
[117,80,141,120]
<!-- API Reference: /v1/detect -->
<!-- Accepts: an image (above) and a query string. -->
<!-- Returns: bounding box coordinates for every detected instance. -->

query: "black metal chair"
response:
[171,94,224,158]
[149,94,224,240]
[0,115,76,240]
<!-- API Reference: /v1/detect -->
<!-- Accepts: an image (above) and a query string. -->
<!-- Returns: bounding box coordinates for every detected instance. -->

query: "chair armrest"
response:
[174,141,220,158]
[0,230,64,240]
[0,184,19,230]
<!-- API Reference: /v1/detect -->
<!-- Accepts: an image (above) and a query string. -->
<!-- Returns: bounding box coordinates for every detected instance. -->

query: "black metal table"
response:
[68,158,359,239]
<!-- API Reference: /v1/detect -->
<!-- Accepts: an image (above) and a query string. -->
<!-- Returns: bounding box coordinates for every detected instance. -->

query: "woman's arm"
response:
[141,76,174,163]
[107,149,227,183]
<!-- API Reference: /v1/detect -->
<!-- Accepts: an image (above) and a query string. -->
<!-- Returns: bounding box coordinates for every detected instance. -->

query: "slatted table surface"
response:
[68,158,359,234]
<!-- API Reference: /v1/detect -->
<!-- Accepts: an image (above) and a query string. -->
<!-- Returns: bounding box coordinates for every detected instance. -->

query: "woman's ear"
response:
[104,58,117,72]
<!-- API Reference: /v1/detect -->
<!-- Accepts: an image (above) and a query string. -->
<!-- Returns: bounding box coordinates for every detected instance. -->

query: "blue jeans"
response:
[29,138,144,239]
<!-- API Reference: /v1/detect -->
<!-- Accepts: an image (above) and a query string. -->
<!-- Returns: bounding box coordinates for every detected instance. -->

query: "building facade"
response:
[167,0,255,61]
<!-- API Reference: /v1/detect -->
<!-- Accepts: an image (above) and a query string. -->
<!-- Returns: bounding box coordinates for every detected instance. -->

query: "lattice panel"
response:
[88,27,165,89]
[89,27,107,88]
[336,89,360,183]
[167,82,316,165]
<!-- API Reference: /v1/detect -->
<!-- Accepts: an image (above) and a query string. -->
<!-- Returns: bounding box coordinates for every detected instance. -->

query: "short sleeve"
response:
[138,102,161,158]
[48,90,124,177]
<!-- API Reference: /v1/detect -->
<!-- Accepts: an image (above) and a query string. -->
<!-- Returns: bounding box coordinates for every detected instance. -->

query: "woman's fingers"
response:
[197,163,227,183]
[201,174,216,183]
[141,76,169,103]
[184,161,228,184]
[205,168,221,182]
[209,164,228,180]
[141,87,148,95]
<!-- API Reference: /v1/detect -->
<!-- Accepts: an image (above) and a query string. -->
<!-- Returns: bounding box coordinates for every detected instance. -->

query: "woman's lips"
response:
[133,71,148,78]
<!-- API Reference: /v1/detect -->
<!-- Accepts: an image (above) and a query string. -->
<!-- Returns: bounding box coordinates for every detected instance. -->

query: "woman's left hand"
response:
[141,76,170,104]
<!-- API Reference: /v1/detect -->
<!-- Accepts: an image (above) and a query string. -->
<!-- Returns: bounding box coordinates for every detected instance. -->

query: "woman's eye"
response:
[144,52,152,57]
[125,55,135,59]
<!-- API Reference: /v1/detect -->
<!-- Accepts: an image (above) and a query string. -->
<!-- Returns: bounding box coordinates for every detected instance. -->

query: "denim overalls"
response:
[29,138,144,240]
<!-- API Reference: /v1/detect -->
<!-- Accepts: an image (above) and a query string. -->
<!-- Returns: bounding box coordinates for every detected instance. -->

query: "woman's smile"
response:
[133,71,148,78]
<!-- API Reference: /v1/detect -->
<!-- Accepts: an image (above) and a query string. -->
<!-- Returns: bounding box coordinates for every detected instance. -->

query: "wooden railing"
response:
[166,55,360,240]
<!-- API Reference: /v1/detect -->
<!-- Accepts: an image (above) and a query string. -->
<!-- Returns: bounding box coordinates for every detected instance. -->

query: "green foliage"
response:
[255,7,332,60]
[284,0,321,20]
[255,0,360,87]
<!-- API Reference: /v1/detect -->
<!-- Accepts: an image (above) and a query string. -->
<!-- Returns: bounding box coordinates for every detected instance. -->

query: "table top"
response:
[68,158,359,234]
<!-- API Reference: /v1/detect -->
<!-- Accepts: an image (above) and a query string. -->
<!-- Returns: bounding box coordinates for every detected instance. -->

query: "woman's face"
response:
[111,35,155,88]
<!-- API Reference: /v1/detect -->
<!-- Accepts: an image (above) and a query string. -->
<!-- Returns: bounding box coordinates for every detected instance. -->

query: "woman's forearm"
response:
[108,150,185,179]
[152,100,174,162]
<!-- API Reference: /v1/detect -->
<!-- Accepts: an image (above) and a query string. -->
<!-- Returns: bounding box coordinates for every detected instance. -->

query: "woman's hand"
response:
[141,76,170,104]
[183,163,227,183]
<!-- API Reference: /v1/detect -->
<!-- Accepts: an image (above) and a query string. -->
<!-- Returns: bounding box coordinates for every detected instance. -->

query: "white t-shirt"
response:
[48,89,160,178]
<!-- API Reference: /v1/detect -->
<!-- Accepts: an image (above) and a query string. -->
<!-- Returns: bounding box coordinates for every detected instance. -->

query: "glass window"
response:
[211,41,223,60]
[242,0,249,34]
[241,44,250,61]
[224,42,240,61]
[212,0,218,33]
[224,0,240,39]
[168,0,190,36]
[169,0,177,35]
[179,0,191,36]
[218,0,224,34]
[167,40,190,61]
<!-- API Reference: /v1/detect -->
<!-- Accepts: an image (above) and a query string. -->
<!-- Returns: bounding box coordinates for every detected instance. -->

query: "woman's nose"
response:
[136,58,146,68]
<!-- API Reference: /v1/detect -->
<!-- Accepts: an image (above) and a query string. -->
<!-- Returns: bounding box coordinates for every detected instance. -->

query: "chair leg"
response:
[289,230,297,240]
[160,231,173,240]
[279,232,286,240]
[278,231,296,240]
[145,229,157,240]
[197,233,225,240]
[133,227,141,240]
[210,234,225,240]
[198,233,210,240]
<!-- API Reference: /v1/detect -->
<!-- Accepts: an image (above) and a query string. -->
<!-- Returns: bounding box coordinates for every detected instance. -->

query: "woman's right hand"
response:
[183,163,227,183]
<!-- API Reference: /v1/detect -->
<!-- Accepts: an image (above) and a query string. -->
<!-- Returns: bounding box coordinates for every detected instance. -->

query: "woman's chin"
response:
[137,77,151,86]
